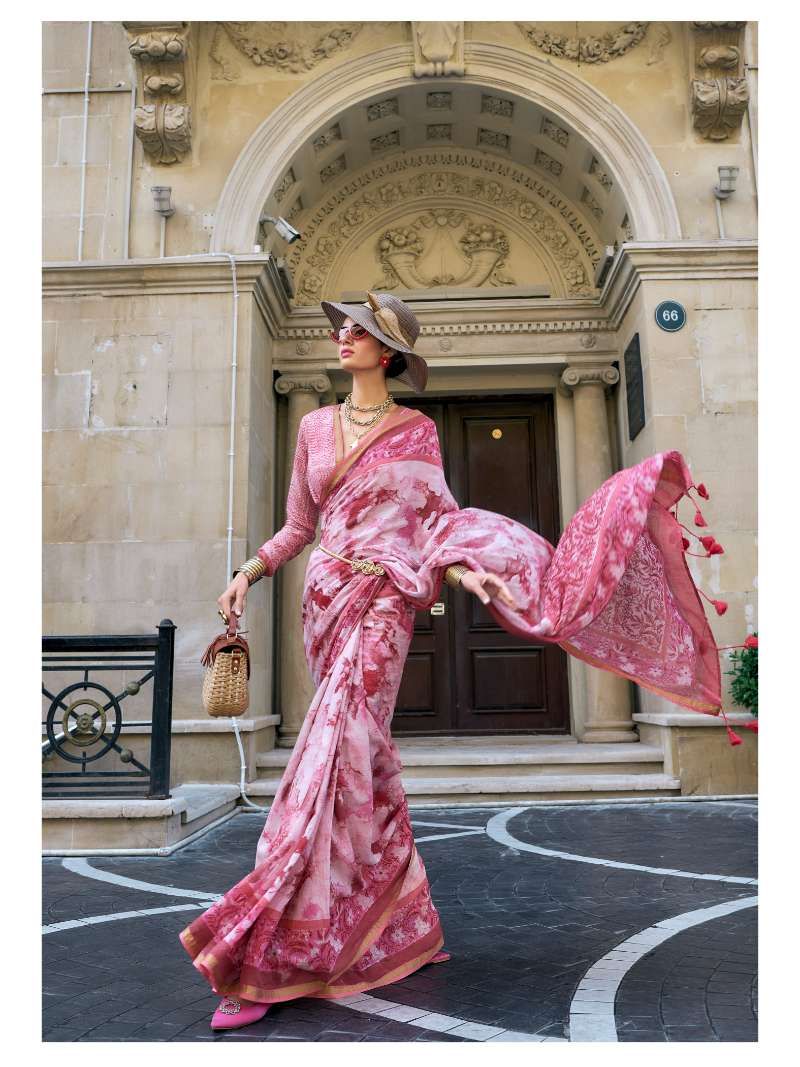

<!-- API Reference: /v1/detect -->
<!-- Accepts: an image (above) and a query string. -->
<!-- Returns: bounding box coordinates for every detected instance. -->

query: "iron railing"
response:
[42,619,176,799]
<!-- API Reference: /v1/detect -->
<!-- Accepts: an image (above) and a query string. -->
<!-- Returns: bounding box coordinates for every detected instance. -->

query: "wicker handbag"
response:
[201,612,250,717]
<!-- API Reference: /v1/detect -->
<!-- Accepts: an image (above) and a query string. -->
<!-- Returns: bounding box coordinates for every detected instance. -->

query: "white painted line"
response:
[62,857,223,900]
[485,807,758,885]
[332,995,567,1042]
[43,901,214,935]
[413,830,485,843]
[568,895,758,1042]
[410,820,487,830]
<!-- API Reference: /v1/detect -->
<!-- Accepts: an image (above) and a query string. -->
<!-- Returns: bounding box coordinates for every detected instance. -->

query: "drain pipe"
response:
[144,247,270,813]
[77,21,93,261]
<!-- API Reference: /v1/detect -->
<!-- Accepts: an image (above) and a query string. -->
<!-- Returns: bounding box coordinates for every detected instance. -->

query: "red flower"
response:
[744,635,758,649]
[695,483,710,499]
[712,598,728,615]
[694,509,708,527]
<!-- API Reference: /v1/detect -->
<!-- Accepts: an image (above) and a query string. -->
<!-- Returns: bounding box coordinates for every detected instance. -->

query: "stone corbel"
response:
[558,364,619,399]
[690,21,749,141]
[123,21,194,164]
[412,22,465,77]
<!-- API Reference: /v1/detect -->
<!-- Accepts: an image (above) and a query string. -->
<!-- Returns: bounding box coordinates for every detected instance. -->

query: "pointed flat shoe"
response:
[210,994,270,1030]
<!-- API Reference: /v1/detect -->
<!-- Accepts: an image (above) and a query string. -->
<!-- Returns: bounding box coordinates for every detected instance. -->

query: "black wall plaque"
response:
[624,333,645,441]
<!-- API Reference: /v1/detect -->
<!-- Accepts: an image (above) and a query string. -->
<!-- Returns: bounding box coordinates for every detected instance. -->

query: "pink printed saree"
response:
[179,405,722,1003]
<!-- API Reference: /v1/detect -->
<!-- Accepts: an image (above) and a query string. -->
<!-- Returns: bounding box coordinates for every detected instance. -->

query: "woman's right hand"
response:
[218,573,251,624]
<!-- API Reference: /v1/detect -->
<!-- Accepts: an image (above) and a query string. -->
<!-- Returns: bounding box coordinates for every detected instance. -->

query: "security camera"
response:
[259,214,302,244]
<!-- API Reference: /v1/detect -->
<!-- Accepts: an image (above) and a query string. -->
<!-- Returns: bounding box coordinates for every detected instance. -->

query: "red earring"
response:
[380,356,390,368]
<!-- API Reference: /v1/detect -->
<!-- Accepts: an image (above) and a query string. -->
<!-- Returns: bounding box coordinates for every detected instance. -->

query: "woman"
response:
[180,291,725,1031]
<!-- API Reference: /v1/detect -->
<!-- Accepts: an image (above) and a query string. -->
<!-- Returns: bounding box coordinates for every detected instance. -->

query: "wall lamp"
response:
[151,185,175,217]
[714,165,739,200]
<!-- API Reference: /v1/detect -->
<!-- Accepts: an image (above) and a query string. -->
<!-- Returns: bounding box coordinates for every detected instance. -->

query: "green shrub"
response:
[725,633,758,717]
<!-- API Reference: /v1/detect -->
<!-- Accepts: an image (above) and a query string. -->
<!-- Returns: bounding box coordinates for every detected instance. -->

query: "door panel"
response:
[392,396,570,736]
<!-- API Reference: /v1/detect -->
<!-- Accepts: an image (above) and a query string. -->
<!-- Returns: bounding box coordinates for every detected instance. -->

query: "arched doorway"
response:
[224,42,665,742]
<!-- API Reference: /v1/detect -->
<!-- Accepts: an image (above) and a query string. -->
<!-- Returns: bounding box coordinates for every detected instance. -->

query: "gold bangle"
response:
[444,563,469,588]
[233,556,266,585]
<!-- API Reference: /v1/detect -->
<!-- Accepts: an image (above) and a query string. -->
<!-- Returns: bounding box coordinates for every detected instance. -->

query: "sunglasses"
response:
[329,323,370,343]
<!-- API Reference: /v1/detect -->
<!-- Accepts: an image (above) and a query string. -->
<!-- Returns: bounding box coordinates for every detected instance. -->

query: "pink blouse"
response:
[256,404,442,578]
[256,404,338,578]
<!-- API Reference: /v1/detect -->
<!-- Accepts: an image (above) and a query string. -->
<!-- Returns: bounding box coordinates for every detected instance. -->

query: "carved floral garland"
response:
[517,21,649,63]
[213,21,363,76]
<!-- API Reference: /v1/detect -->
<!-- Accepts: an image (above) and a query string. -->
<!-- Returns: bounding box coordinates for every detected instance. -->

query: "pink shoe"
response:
[210,994,270,1030]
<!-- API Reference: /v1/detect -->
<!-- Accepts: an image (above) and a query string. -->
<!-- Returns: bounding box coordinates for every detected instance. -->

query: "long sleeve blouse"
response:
[256,408,335,577]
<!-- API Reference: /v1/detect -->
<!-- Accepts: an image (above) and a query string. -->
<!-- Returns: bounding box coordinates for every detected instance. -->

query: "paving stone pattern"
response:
[42,800,757,1042]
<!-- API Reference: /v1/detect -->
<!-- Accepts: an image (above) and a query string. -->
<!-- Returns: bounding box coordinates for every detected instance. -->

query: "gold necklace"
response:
[342,393,394,449]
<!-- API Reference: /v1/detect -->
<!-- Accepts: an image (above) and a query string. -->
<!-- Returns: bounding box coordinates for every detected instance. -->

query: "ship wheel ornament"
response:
[45,681,124,763]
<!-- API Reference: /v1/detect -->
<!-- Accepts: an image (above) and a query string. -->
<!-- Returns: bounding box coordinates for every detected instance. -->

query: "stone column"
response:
[559,364,637,743]
[273,374,330,747]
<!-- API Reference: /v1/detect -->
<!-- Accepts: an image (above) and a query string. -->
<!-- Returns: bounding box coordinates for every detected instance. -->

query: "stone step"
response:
[255,739,666,781]
[244,772,681,806]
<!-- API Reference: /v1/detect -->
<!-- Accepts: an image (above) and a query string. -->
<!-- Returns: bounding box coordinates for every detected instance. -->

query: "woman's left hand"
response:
[460,569,518,609]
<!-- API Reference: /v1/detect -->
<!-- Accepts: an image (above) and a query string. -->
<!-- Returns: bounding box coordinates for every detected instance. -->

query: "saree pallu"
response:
[180,407,723,1002]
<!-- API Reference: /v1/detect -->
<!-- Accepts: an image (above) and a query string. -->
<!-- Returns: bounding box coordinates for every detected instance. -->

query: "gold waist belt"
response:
[319,544,386,577]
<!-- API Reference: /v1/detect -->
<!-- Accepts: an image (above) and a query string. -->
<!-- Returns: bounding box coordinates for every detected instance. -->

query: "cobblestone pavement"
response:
[42,799,757,1042]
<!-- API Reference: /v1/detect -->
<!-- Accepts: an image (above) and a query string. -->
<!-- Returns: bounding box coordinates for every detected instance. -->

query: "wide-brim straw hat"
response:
[321,290,428,393]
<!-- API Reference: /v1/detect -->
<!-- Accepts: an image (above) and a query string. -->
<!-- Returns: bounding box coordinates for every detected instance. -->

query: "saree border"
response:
[320,406,426,509]
[180,843,435,1002]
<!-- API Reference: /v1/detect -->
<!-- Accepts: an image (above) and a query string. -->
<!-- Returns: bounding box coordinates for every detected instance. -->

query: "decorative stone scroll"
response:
[123,22,192,164]
[412,22,465,77]
[516,22,649,63]
[690,22,750,141]
[558,364,619,398]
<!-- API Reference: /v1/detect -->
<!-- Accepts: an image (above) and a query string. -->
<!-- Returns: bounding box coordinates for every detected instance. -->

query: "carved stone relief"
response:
[517,22,649,63]
[541,117,569,148]
[581,188,603,220]
[123,22,192,164]
[313,124,342,152]
[283,151,600,303]
[478,129,510,151]
[367,97,399,121]
[412,22,465,77]
[588,157,613,192]
[534,149,563,178]
[690,22,749,141]
[426,125,453,142]
[375,210,516,290]
[210,22,363,77]
[646,23,671,65]
[370,131,401,153]
[481,94,514,118]
[427,92,452,109]
[274,168,296,203]
[320,156,347,183]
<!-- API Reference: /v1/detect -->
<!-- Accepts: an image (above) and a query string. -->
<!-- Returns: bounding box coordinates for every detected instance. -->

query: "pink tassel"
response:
[719,708,742,746]
[694,508,708,527]
[743,720,758,733]
[694,483,710,500]
[681,536,690,551]
[698,588,728,615]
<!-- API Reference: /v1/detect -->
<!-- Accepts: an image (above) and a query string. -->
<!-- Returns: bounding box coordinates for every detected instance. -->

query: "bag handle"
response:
[225,611,241,638]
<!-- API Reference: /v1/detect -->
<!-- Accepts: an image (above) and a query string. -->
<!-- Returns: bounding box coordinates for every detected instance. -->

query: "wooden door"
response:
[392,396,570,736]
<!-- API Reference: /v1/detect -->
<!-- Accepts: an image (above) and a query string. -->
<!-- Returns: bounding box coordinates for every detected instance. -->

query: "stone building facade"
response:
[43,21,757,836]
